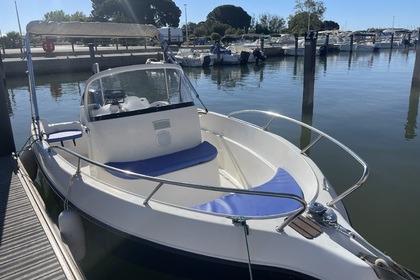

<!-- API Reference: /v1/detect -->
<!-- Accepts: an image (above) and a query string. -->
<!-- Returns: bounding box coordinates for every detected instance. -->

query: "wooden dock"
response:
[0,155,83,279]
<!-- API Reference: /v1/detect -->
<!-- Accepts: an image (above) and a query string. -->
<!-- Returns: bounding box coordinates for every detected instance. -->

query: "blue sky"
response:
[1,0,419,34]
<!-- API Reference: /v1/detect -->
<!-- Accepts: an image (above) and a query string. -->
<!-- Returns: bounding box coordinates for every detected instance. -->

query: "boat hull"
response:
[30,111,381,280]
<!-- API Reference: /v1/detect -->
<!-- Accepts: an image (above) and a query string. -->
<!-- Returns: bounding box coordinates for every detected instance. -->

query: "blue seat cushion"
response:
[106,141,218,178]
[192,168,304,217]
[47,130,83,143]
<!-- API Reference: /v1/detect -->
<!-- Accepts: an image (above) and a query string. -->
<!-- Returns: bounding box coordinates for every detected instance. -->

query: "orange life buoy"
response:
[42,40,55,53]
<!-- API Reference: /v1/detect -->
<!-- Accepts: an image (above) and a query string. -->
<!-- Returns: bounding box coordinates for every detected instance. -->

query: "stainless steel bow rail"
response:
[227,110,370,207]
[47,145,306,232]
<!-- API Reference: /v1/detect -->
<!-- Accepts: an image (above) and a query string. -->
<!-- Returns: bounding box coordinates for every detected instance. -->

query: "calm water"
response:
[7,49,420,276]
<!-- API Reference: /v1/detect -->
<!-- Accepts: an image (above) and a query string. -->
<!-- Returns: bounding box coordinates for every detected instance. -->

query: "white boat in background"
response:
[338,42,376,52]
[211,45,241,65]
[226,45,266,64]
[24,20,420,280]
[174,48,213,67]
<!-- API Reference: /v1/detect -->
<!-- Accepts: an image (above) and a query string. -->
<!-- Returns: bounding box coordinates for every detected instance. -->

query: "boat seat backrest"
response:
[87,105,202,163]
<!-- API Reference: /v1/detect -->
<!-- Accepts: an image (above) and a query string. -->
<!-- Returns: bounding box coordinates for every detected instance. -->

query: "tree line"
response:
[1,0,340,48]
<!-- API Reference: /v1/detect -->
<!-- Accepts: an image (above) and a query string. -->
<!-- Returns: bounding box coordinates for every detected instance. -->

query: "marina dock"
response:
[0,155,83,279]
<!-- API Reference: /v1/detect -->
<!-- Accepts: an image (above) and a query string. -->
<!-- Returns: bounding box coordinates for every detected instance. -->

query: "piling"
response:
[412,36,420,87]
[349,34,354,53]
[0,56,16,156]
[260,38,265,51]
[390,33,394,51]
[325,34,330,49]
[216,41,221,63]
[294,35,299,58]
[302,31,318,114]
[0,52,6,87]
[88,43,96,74]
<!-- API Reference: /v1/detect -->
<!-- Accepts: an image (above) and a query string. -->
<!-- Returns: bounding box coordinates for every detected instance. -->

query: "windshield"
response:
[83,65,196,121]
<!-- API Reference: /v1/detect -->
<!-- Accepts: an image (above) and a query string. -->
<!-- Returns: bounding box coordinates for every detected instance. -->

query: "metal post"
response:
[349,34,354,53]
[302,31,317,114]
[0,52,16,156]
[184,4,188,46]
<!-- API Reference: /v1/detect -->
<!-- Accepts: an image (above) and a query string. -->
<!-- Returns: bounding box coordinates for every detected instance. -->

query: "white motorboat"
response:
[226,45,266,64]
[24,21,419,280]
[211,45,241,65]
[338,42,376,52]
[174,48,213,67]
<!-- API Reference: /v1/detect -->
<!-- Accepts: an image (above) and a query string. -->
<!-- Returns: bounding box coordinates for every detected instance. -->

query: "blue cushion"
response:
[47,130,83,143]
[106,141,218,178]
[192,168,303,217]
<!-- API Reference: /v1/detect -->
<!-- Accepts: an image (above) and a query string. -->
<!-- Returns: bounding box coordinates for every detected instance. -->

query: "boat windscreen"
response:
[84,67,195,121]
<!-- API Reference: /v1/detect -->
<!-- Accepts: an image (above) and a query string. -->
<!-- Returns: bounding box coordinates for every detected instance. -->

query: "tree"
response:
[322,20,339,31]
[206,5,251,31]
[91,0,181,27]
[2,31,20,48]
[294,0,326,20]
[288,12,323,36]
[43,10,69,22]
[69,11,89,22]
[257,13,286,34]
[43,10,88,22]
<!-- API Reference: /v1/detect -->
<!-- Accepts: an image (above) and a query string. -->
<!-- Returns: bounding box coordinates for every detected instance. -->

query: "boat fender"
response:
[58,209,86,261]
[19,148,38,181]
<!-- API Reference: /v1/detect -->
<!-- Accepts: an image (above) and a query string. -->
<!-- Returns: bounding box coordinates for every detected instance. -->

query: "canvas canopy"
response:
[26,20,160,39]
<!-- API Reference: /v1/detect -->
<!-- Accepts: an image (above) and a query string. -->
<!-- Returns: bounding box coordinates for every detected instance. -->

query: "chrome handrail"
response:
[227,110,369,207]
[48,145,306,231]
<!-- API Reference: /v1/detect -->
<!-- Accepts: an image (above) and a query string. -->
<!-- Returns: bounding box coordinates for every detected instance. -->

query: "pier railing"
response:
[227,110,369,207]
[48,145,306,232]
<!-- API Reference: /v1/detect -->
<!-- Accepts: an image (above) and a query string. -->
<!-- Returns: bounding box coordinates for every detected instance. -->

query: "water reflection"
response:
[300,111,314,155]
[184,63,266,90]
[405,85,420,139]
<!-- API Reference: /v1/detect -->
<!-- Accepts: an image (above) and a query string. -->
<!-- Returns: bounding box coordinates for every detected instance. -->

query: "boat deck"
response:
[0,156,83,279]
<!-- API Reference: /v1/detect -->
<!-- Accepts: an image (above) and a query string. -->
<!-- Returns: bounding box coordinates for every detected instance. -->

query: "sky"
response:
[1,0,419,35]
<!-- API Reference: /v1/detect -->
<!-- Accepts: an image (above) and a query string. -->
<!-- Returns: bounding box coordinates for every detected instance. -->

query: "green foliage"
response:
[91,0,181,27]
[43,10,88,22]
[257,13,286,34]
[69,11,89,22]
[322,20,339,30]
[294,0,326,20]
[43,10,69,22]
[288,12,323,36]
[194,25,209,37]
[211,22,230,37]
[210,32,221,42]
[206,5,251,31]
[1,31,21,48]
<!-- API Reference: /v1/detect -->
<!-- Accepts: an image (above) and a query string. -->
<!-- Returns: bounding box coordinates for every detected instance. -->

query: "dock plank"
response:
[0,156,83,279]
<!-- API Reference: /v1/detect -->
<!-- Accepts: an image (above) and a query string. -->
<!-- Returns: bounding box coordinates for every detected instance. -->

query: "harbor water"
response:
[7,49,420,278]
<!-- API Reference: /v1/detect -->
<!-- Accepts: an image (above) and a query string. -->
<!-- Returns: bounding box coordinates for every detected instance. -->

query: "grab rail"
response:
[227,110,369,207]
[48,145,306,232]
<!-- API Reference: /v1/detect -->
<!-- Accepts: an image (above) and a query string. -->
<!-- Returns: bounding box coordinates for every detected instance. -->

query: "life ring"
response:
[42,40,55,53]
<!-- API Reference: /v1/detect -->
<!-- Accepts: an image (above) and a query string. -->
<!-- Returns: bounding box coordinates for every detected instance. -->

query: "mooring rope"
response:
[233,216,253,280]
[64,173,77,210]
